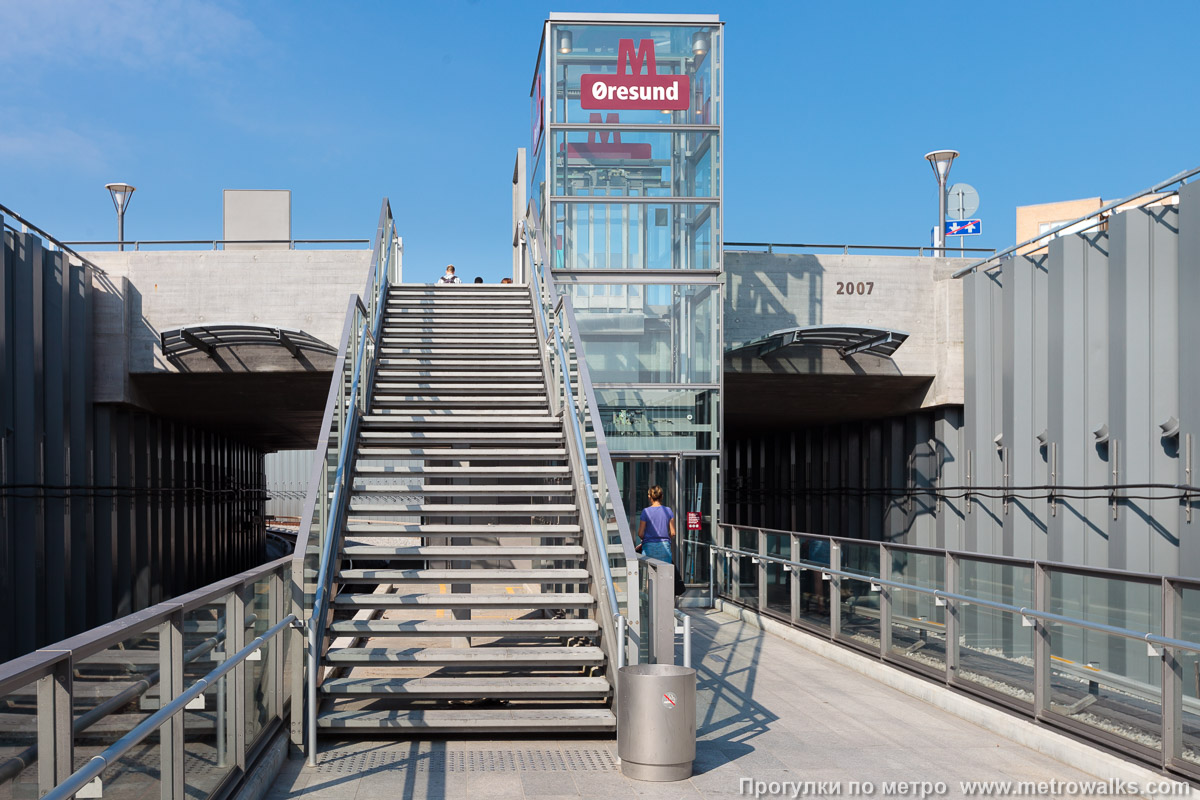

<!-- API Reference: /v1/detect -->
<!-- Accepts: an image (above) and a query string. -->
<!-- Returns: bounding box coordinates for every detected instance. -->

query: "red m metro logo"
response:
[580,38,690,111]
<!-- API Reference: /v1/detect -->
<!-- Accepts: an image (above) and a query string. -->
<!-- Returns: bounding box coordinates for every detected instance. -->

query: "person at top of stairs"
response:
[437,264,460,284]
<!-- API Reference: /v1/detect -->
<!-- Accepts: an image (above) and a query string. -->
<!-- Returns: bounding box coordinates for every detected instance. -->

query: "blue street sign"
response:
[946,219,982,236]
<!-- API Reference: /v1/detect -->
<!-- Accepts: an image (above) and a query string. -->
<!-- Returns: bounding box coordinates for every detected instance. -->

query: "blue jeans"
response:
[642,539,673,564]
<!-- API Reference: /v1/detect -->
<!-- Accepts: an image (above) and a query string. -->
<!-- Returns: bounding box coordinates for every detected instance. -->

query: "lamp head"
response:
[105,182,137,213]
[923,150,959,183]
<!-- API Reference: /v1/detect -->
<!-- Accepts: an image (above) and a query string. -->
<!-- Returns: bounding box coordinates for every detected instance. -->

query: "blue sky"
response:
[2,0,1197,283]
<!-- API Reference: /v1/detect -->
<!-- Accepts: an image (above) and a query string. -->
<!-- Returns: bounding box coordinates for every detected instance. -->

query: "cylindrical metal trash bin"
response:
[616,664,697,781]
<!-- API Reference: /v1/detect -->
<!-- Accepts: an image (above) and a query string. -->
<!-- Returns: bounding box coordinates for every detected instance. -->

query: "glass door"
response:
[614,456,679,556]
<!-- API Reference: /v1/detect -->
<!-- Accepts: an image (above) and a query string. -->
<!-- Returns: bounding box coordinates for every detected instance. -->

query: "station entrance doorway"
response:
[614,455,715,585]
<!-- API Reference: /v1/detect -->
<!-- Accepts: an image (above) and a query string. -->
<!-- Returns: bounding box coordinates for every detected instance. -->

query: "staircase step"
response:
[383,322,533,331]
[341,544,584,558]
[380,338,538,347]
[374,383,548,394]
[347,503,577,515]
[379,350,540,359]
[317,708,616,732]
[377,359,542,368]
[319,676,610,698]
[336,568,589,583]
[387,301,532,309]
[360,416,559,429]
[360,429,561,440]
[323,646,605,666]
[354,484,573,495]
[375,372,543,382]
[332,592,594,609]
[355,447,567,459]
[373,394,547,404]
[354,466,568,476]
[379,340,540,350]
[388,307,530,311]
[325,619,598,637]
[364,409,552,418]
[342,523,581,536]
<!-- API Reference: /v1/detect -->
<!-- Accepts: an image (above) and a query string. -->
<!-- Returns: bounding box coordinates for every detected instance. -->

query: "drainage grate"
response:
[315,747,617,774]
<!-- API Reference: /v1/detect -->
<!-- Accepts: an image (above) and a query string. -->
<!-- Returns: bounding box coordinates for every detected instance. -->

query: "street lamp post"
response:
[105,183,137,251]
[924,150,958,255]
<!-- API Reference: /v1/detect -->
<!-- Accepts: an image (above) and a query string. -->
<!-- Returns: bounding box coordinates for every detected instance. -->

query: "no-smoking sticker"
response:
[662,691,677,709]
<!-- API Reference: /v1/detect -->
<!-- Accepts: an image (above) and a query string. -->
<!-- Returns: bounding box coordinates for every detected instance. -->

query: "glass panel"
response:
[795,535,832,633]
[1178,585,1200,765]
[0,680,42,798]
[764,533,790,619]
[553,202,718,270]
[889,551,946,672]
[554,130,717,198]
[598,388,717,452]
[679,454,718,585]
[563,283,717,383]
[838,542,880,651]
[71,631,161,799]
[550,24,720,125]
[957,558,1036,704]
[244,578,272,749]
[185,596,236,797]
[560,320,633,623]
[736,529,759,609]
[1048,571,1162,752]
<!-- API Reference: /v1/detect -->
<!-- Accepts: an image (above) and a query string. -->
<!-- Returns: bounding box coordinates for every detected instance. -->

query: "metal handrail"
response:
[550,314,619,617]
[307,319,370,761]
[0,202,103,270]
[63,239,370,250]
[718,521,1200,586]
[696,536,1200,654]
[727,241,996,257]
[297,199,396,764]
[523,218,640,669]
[0,555,292,792]
[525,221,639,561]
[43,613,297,800]
[953,165,1200,278]
[558,300,641,558]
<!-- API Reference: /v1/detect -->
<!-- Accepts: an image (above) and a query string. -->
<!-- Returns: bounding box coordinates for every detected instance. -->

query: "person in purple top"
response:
[637,485,676,564]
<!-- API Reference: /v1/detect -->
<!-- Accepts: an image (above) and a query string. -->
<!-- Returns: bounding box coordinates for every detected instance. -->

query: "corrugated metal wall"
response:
[724,408,966,548]
[264,448,313,521]
[0,224,266,661]
[723,183,1200,581]
[962,183,1199,576]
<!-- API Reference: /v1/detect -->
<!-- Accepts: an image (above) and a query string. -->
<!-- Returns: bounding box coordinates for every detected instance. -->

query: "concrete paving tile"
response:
[628,781,705,799]
[521,769,582,796]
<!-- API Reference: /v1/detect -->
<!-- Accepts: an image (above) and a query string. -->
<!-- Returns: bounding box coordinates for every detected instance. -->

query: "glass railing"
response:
[524,219,642,670]
[0,558,295,800]
[289,199,401,763]
[698,524,1200,779]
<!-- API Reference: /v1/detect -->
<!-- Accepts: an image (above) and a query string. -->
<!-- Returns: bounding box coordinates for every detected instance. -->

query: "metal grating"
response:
[314,747,618,774]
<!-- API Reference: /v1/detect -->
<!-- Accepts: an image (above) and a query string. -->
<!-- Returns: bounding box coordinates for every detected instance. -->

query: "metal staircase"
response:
[295,202,643,761]
[312,284,617,734]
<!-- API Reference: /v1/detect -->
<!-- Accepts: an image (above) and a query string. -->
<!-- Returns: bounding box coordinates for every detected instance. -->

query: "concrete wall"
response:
[724,252,972,408]
[724,408,965,549]
[963,182,1200,575]
[82,248,371,403]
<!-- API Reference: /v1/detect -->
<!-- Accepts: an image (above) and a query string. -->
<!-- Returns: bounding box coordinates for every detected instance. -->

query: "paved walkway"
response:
[271,609,1102,799]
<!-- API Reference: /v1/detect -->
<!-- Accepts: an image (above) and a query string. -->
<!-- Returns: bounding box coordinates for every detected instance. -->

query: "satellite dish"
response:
[946,183,979,220]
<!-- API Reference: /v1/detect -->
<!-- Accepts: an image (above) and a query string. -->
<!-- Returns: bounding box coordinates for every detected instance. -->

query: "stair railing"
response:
[290,200,400,764]
[521,220,642,682]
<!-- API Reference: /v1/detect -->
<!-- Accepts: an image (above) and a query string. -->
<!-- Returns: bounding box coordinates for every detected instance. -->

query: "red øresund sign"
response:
[580,38,690,111]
